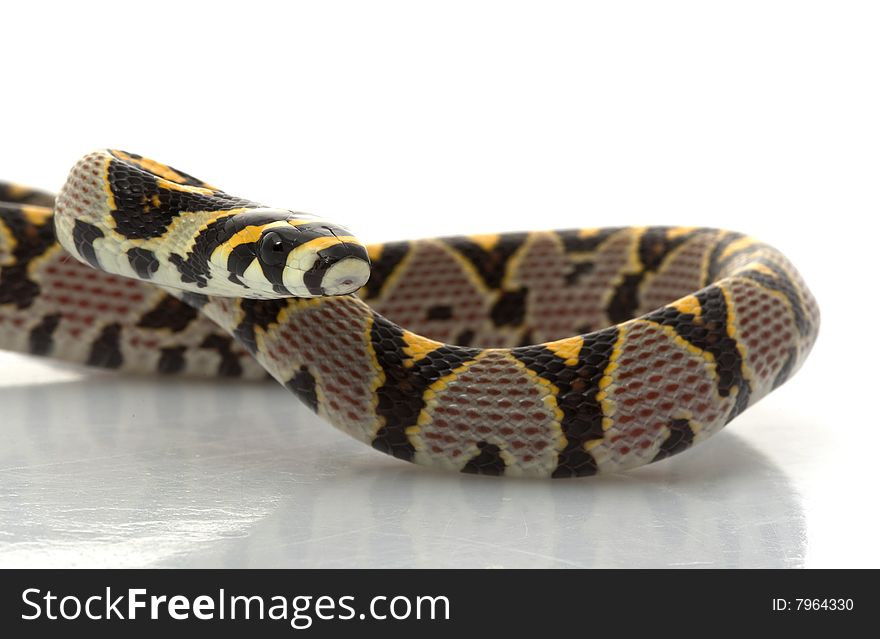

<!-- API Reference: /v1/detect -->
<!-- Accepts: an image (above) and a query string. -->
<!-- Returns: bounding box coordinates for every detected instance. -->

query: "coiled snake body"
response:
[0,151,820,477]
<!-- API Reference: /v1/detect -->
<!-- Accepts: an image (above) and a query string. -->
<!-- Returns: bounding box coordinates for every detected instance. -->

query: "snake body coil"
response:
[0,151,820,478]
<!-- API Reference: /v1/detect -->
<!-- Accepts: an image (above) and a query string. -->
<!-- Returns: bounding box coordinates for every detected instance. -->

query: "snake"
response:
[0,150,820,478]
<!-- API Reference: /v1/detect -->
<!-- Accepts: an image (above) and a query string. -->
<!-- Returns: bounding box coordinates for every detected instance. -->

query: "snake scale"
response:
[0,150,820,478]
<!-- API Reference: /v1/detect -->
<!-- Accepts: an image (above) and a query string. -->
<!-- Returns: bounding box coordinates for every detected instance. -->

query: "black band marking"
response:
[180,291,210,310]
[200,334,244,377]
[168,252,209,288]
[107,157,257,240]
[607,227,706,324]
[126,247,160,279]
[28,313,62,356]
[86,323,123,369]
[607,273,643,325]
[455,329,476,347]
[233,298,290,355]
[462,441,506,476]
[72,219,104,270]
[0,183,55,207]
[0,204,58,309]
[370,314,480,462]
[652,418,696,462]
[513,326,620,478]
[490,288,528,328]
[772,348,798,391]
[559,228,623,254]
[285,366,319,413]
[564,260,595,285]
[137,296,200,333]
[643,286,751,423]
[158,347,186,374]
[443,234,528,290]
[740,264,810,336]
[426,304,453,321]
[705,231,748,283]
[361,241,410,300]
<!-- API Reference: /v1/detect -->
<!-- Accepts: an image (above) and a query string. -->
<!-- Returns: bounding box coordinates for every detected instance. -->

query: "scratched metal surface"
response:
[0,337,871,569]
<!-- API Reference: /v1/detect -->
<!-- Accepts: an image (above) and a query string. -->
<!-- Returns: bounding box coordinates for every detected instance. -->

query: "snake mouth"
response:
[294,240,371,296]
[316,256,371,295]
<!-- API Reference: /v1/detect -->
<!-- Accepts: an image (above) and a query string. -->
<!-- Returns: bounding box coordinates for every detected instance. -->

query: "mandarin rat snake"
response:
[0,150,820,477]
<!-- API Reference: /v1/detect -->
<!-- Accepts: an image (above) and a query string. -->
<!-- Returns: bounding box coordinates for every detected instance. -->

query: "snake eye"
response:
[259,231,287,266]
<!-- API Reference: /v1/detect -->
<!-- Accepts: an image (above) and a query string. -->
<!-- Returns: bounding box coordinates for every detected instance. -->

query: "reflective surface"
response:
[1,340,872,568]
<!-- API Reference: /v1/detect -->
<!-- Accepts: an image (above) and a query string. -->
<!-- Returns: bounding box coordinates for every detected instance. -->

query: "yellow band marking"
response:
[157,178,214,196]
[410,356,479,435]
[499,231,544,291]
[522,358,565,430]
[631,319,728,406]
[286,216,330,227]
[544,335,583,366]
[670,294,702,320]
[121,209,243,254]
[741,262,775,277]
[112,150,216,189]
[223,220,290,252]
[408,351,566,461]
[654,321,716,364]
[0,219,16,266]
[598,228,645,314]
[669,412,704,439]
[293,235,360,254]
[467,233,500,252]
[6,184,33,200]
[366,243,383,262]
[597,326,626,433]
[20,205,52,226]
[26,243,63,280]
[401,331,445,367]
[718,235,758,262]
[441,240,492,296]
[364,314,389,439]
[666,226,698,239]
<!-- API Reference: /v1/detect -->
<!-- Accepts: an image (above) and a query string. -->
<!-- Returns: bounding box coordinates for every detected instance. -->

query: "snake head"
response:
[53,150,371,300]
[209,210,371,298]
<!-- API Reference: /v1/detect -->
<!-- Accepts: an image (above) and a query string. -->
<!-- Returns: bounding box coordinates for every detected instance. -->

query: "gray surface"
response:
[2,348,860,569]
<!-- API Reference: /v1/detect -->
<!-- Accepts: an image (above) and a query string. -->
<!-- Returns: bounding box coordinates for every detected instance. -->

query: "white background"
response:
[0,1,877,567]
